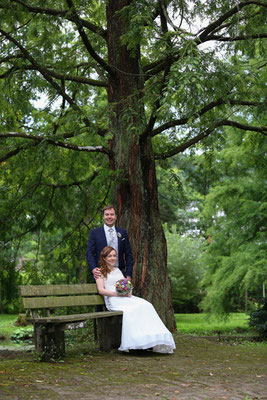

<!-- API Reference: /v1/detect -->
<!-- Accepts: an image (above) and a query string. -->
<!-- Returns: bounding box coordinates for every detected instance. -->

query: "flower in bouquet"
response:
[115,278,133,296]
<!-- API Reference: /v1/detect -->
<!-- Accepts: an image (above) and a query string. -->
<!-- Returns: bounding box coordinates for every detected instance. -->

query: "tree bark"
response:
[106,0,176,330]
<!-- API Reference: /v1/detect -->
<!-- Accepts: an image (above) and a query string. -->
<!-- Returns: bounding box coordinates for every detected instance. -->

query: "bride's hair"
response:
[99,246,117,278]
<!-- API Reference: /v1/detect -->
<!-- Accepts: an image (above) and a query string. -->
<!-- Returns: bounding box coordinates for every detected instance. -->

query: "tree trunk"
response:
[106,0,176,330]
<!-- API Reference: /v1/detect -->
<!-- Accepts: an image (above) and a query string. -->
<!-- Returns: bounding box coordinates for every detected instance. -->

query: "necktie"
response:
[108,228,116,247]
[107,228,118,266]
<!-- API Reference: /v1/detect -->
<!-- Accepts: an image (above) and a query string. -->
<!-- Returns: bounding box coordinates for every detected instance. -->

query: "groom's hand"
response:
[93,267,101,279]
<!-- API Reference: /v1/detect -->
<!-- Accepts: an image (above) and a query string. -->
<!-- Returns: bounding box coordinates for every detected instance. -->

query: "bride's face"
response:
[105,249,117,267]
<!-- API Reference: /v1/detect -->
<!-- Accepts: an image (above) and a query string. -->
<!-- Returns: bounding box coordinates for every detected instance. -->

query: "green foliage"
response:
[157,152,214,236]
[166,226,205,312]
[199,129,267,314]
[170,153,215,236]
[119,1,154,54]
[157,164,187,228]
[0,243,22,313]
[11,327,33,344]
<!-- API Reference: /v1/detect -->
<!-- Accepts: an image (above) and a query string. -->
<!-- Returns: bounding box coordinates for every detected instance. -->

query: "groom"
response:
[86,205,134,281]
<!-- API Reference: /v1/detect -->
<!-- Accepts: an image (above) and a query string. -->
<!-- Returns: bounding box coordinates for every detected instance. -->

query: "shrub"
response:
[11,327,34,344]
[249,298,267,339]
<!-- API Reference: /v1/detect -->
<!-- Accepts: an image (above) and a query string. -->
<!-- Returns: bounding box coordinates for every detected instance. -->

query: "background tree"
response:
[166,227,204,313]
[200,127,267,314]
[0,0,266,326]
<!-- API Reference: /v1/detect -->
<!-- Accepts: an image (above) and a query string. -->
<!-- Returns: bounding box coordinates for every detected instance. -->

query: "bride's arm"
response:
[96,276,118,297]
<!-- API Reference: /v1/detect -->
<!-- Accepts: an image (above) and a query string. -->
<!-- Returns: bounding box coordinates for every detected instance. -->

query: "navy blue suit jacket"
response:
[86,226,134,278]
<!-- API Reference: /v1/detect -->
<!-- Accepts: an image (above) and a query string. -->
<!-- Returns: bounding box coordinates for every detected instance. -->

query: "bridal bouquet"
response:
[115,278,133,296]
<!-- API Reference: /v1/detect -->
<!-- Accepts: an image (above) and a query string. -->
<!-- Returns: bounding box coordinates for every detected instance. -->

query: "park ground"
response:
[0,333,266,400]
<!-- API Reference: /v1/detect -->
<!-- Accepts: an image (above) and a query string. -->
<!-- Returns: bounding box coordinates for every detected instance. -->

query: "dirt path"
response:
[0,335,266,400]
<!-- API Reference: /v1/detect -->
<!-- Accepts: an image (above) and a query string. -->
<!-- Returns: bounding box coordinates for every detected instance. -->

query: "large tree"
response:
[0,0,266,328]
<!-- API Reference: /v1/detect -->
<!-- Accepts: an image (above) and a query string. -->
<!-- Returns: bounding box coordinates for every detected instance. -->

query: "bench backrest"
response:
[19,284,105,310]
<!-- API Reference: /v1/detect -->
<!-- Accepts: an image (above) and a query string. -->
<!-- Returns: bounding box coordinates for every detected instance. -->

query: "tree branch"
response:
[40,171,99,189]
[155,119,267,160]
[0,64,108,87]
[34,67,107,87]
[197,1,267,43]
[65,0,116,77]
[0,66,17,79]
[205,33,267,42]
[0,142,40,163]
[151,99,263,137]
[0,132,111,163]
[218,119,267,134]
[9,0,107,39]
[209,10,262,36]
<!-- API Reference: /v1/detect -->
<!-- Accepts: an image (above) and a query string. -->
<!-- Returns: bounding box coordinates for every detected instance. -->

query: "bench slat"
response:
[26,310,123,324]
[22,294,105,309]
[19,284,97,297]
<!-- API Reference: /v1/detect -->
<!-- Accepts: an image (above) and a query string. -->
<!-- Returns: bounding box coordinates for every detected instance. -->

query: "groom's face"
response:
[103,208,117,227]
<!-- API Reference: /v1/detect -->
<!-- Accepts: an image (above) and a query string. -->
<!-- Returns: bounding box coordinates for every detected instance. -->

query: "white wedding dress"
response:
[104,268,176,353]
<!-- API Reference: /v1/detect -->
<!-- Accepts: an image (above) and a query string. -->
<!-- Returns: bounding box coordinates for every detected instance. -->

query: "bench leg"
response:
[34,324,65,362]
[97,315,122,352]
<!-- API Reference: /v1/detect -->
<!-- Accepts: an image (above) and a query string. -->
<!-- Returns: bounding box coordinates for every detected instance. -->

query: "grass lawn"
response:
[0,312,256,349]
[0,314,18,337]
[0,314,30,348]
[175,312,254,336]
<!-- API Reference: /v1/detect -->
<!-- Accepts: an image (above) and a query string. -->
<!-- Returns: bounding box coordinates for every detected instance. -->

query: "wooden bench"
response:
[19,284,123,361]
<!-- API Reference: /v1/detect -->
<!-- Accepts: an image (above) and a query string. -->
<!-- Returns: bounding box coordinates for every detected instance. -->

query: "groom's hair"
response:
[103,204,116,214]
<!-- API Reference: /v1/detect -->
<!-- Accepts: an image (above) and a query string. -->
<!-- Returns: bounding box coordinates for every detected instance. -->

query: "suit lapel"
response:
[100,226,107,246]
[115,228,122,250]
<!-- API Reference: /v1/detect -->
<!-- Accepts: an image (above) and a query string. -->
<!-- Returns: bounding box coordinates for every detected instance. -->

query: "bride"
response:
[96,246,176,353]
